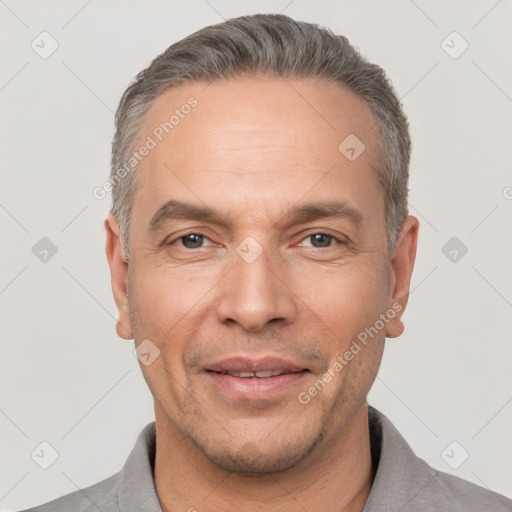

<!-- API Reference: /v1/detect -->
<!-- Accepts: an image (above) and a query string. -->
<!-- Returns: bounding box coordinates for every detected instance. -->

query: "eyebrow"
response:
[148,199,363,232]
[281,200,363,228]
[149,200,224,231]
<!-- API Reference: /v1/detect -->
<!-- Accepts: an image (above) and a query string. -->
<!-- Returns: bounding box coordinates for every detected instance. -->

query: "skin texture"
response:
[105,76,419,512]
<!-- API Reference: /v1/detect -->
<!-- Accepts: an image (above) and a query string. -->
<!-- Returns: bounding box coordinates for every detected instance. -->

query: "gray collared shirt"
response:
[19,406,512,511]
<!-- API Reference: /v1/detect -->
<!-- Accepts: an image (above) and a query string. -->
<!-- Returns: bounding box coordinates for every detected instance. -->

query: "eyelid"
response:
[296,230,346,247]
[167,230,215,247]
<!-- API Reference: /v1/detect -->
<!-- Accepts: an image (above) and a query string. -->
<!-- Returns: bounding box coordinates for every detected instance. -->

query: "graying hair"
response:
[111,13,410,259]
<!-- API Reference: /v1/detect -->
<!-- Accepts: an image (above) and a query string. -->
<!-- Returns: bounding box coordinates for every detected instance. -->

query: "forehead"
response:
[133,75,383,226]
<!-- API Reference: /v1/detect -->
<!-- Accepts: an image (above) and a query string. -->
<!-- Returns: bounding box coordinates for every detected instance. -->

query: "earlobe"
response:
[105,213,133,340]
[385,216,419,339]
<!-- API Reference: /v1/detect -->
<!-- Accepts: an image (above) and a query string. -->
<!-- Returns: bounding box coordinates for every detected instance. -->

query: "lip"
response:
[205,356,307,374]
[203,355,309,401]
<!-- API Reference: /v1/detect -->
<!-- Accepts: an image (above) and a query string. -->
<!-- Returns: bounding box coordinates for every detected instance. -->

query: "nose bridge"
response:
[216,241,296,331]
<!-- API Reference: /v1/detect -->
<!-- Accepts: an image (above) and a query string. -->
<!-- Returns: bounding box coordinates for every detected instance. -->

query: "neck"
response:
[155,403,374,512]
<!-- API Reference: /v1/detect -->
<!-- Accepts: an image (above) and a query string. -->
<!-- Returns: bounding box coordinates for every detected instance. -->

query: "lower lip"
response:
[205,371,308,401]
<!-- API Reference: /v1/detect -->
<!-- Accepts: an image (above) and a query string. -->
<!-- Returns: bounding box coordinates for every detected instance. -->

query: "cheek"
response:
[127,268,200,404]
[292,261,389,335]
[127,264,220,393]
[128,263,215,334]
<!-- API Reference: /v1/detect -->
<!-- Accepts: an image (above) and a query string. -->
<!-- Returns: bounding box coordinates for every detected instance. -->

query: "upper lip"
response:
[204,356,308,374]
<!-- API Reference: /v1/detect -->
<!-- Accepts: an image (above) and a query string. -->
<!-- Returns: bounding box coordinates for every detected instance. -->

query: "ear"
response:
[105,213,133,340]
[385,215,419,338]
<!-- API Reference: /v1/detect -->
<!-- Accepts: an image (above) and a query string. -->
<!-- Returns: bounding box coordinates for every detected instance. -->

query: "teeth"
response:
[226,370,285,378]
[255,370,283,377]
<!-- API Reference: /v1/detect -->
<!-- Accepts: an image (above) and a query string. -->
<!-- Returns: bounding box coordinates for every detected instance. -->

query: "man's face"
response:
[107,76,417,473]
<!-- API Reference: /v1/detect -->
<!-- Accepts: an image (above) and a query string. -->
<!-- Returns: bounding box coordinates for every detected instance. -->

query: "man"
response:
[21,13,511,512]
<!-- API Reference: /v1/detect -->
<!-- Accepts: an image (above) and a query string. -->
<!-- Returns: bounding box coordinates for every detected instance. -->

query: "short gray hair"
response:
[111,13,411,259]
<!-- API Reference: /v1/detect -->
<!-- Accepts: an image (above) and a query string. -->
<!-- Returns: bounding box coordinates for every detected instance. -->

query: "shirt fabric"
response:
[19,406,512,511]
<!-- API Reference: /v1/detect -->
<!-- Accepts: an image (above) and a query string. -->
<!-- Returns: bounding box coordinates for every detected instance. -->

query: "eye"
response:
[298,233,338,248]
[172,233,213,249]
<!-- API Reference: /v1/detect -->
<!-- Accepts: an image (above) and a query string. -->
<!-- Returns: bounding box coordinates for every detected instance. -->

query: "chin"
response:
[187,428,326,475]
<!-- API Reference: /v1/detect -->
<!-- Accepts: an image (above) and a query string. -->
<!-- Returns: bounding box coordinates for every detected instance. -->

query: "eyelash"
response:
[170,231,216,248]
[297,232,344,248]
[167,230,345,249]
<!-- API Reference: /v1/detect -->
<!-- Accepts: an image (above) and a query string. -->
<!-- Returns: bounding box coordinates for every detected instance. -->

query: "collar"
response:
[117,420,162,512]
[363,406,438,511]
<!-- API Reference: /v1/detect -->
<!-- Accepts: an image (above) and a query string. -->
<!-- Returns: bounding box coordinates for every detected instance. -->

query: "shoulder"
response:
[366,406,512,511]
[419,462,512,511]
[15,471,121,512]
[16,420,159,512]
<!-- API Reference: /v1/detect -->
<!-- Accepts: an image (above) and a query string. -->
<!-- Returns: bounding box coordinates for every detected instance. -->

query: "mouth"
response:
[209,369,302,378]
[203,356,310,401]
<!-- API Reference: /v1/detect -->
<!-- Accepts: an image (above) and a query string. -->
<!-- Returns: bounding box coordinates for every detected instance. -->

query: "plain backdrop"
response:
[1,0,511,509]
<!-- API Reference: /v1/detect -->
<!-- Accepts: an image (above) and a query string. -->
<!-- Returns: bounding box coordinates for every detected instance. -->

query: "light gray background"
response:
[1,0,511,509]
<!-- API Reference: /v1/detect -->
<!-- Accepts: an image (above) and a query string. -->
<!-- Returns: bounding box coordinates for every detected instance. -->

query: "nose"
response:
[216,245,297,332]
